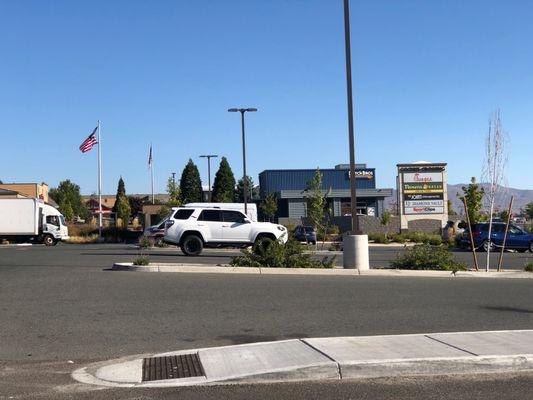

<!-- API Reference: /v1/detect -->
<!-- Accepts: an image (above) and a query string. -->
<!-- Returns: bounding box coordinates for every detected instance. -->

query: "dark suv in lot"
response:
[460,223,533,252]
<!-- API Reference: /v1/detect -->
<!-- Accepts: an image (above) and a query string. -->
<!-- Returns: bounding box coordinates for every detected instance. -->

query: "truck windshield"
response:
[59,215,66,226]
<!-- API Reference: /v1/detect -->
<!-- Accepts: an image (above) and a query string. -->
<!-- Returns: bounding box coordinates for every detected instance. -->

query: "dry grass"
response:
[65,234,99,244]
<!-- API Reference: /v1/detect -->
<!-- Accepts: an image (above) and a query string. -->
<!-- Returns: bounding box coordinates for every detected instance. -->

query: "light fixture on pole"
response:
[227,108,257,215]
[199,155,218,201]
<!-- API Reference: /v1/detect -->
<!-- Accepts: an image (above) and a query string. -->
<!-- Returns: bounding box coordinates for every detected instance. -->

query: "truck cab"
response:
[42,204,69,245]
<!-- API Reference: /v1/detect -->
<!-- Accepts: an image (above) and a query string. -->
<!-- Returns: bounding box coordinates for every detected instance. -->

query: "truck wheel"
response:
[181,235,203,256]
[43,235,56,246]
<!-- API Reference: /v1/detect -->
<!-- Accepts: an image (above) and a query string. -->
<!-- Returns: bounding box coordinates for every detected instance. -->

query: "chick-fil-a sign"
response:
[402,172,442,183]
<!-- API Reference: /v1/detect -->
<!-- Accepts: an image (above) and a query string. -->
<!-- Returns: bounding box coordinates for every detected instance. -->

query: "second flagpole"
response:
[97,120,102,241]
[150,144,155,204]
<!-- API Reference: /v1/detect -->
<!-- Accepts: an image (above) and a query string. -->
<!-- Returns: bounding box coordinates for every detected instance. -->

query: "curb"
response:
[72,330,533,388]
[111,263,533,279]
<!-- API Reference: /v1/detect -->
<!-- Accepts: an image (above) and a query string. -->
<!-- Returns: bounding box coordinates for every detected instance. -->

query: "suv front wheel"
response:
[253,235,275,255]
[181,234,203,256]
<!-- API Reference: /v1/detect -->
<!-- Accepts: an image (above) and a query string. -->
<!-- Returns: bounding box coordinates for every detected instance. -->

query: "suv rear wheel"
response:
[529,241,533,253]
[181,234,203,256]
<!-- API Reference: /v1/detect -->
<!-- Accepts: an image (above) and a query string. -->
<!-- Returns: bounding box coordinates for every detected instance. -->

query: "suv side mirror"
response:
[243,218,251,224]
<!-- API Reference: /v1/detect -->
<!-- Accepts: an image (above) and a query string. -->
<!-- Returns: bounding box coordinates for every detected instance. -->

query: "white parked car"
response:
[163,206,287,256]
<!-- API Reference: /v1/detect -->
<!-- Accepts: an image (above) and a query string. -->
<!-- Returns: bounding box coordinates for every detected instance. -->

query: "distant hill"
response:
[385,184,533,215]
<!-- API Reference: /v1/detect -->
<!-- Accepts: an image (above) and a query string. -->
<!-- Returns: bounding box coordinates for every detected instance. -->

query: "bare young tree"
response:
[481,109,509,272]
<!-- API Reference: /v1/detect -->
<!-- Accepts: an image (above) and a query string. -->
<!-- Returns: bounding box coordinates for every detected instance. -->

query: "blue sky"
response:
[1,0,531,195]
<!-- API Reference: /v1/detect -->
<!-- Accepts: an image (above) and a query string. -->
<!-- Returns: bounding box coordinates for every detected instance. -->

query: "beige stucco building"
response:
[0,183,49,202]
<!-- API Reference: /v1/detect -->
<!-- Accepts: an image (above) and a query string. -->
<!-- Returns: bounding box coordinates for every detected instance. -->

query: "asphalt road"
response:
[1,242,531,269]
[1,244,533,399]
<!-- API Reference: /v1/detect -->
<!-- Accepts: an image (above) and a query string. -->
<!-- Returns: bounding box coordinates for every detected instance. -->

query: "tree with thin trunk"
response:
[259,193,278,222]
[481,109,509,271]
[457,177,484,223]
[166,174,181,206]
[212,157,236,203]
[304,168,331,249]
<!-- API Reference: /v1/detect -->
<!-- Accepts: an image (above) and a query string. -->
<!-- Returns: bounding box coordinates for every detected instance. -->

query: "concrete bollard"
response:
[343,234,369,270]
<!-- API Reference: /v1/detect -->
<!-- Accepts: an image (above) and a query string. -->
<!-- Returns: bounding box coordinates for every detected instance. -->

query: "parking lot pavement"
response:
[0,243,530,270]
[2,244,533,399]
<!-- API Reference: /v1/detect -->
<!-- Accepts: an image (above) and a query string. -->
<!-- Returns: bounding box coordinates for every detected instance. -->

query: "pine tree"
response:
[113,177,126,213]
[212,157,236,202]
[179,159,203,204]
[235,176,258,202]
[115,195,131,228]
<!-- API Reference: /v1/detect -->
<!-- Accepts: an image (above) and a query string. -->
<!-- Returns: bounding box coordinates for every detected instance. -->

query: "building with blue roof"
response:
[259,164,393,221]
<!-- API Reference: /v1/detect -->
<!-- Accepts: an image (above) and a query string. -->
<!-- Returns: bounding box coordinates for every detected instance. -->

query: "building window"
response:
[340,198,369,216]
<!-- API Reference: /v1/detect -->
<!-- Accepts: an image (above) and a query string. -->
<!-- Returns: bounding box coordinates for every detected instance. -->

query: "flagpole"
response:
[150,144,155,204]
[97,120,102,240]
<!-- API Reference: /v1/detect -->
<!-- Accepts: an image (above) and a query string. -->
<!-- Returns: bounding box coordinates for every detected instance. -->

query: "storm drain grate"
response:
[142,353,205,381]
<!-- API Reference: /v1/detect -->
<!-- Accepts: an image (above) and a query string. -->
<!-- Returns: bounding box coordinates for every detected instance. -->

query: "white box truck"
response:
[0,198,69,245]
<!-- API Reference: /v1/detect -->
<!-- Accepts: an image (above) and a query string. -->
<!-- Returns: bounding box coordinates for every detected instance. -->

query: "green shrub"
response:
[139,236,155,248]
[427,235,443,246]
[230,238,335,268]
[369,233,391,244]
[133,255,150,266]
[390,233,407,243]
[524,262,533,272]
[392,244,467,272]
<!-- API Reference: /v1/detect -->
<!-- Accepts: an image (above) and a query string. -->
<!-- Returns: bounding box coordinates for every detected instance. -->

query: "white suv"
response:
[163,206,288,256]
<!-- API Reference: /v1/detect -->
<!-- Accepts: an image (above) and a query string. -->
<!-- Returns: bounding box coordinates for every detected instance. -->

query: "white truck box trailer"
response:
[0,198,69,245]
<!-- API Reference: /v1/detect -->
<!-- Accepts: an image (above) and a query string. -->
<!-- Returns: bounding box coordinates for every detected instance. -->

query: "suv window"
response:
[222,210,246,223]
[198,210,222,222]
[173,209,194,220]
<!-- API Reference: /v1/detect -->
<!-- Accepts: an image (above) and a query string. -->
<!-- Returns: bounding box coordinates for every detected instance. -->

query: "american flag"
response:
[148,145,153,167]
[79,127,98,153]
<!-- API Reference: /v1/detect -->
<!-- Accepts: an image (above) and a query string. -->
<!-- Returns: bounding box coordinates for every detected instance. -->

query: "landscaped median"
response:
[111,262,533,278]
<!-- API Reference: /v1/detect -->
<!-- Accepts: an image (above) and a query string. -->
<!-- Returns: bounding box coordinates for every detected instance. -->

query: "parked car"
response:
[293,225,317,245]
[163,206,288,256]
[143,219,167,246]
[513,216,527,224]
[459,223,533,252]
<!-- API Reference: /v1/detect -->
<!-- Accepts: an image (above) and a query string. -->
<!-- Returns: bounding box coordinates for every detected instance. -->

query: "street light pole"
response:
[342,0,369,271]
[344,0,358,234]
[228,108,257,215]
[199,155,218,202]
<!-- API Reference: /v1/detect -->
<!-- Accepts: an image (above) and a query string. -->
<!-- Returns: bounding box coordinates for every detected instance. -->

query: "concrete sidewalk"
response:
[73,330,533,388]
[112,262,533,279]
